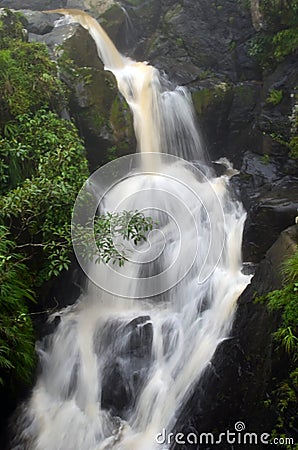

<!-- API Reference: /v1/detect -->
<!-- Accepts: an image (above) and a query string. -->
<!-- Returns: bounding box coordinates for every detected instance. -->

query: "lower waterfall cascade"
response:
[11,10,251,450]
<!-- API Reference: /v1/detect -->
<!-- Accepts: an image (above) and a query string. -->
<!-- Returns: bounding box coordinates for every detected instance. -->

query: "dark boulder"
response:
[172,225,298,449]
[19,10,60,35]
[100,316,153,417]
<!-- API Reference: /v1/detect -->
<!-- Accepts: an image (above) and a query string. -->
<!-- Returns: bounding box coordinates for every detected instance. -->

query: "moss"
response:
[262,248,298,447]
[229,40,237,51]
[249,1,298,70]
[0,10,89,396]
[192,83,231,116]
[164,4,183,24]
[176,37,184,47]
[101,4,126,41]
[110,94,134,154]
[0,9,25,45]
[233,84,257,109]
[0,13,66,128]
[261,153,270,164]
[58,34,118,138]
[79,109,108,134]
[192,89,214,115]
[148,33,165,54]
[266,89,283,106]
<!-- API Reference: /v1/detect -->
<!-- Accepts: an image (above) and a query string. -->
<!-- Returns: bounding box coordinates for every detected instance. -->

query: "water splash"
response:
[11,10,250,450]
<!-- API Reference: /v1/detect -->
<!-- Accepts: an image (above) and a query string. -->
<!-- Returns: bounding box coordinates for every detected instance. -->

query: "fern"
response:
[0,225,35,385]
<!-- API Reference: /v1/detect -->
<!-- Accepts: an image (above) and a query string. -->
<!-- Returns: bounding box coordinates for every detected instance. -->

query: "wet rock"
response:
[244,186,298,262]
[27,9,133,168]
[101,316,153,416]
[228,148,298,262]
[172,225,298,450]
[28,22,79,50]
[18,10,60,35]
[126,0,259,84]
[191,81,261,164]
[57,24,132,168]
[253,57,298,159]
[66,0,116,16]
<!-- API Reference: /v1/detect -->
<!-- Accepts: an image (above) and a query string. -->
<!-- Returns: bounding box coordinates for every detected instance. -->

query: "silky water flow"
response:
[11,10,251,450]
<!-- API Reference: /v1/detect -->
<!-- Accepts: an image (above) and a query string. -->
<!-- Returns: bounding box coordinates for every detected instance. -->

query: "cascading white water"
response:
[11,10,251,450]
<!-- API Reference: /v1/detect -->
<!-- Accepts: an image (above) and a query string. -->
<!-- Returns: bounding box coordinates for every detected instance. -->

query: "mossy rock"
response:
[59,25,103,70]
[0,8,26,44]
[110,94,135,155]
[163,3,183,25]
[233,83,258,107]
[192,83,232,116]
[101,4,126,44]
[132,0,161,28]
[59,26,118,134]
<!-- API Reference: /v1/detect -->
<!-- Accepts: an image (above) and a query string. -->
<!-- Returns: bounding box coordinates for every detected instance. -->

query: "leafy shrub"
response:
[0,10,66,125]
[0,42,66,121]
[0,8,154,394]
[273,28,298,61]
[0,109,89,282]
[266,88,283,105]
[0,225,35,386]
[264,248,298,446]
[73,211,155,267]
[249,0,298,70]
[0,8,25,46]
[0,10,87,387]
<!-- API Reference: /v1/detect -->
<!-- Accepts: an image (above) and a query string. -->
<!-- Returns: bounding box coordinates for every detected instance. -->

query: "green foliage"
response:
[264,248,298,444]
[0,10,155,390]
[107,145,118,161]
[289,99,298,158]
[94,211,154,265]
[248,33,275,70]
[74,211,155,267]
[192,84,230,116]
[269,368,298,449]
[110,94,134,149]
[266,88,283,105]
[0,109,89,282]
[283,250,298,282]
[0,10,67,128]
[0,10,88,387]
[0,9,25,46]
[289,136,298,159]
[249,0,298,70]
[261,153,270,164]
[0,225,35,386]
[274,327,297,356]
[0,43,66,120]
[265,92,298,159]
[273,27,298,61]
[266,249,298,355]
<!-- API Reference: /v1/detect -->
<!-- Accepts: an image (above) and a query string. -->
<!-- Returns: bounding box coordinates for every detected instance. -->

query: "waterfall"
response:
[11,10,251,450]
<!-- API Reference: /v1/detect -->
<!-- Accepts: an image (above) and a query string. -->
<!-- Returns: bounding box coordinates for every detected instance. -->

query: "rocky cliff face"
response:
[171,225,298,449]
[2,0,295,260]
[1,0,297,446]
